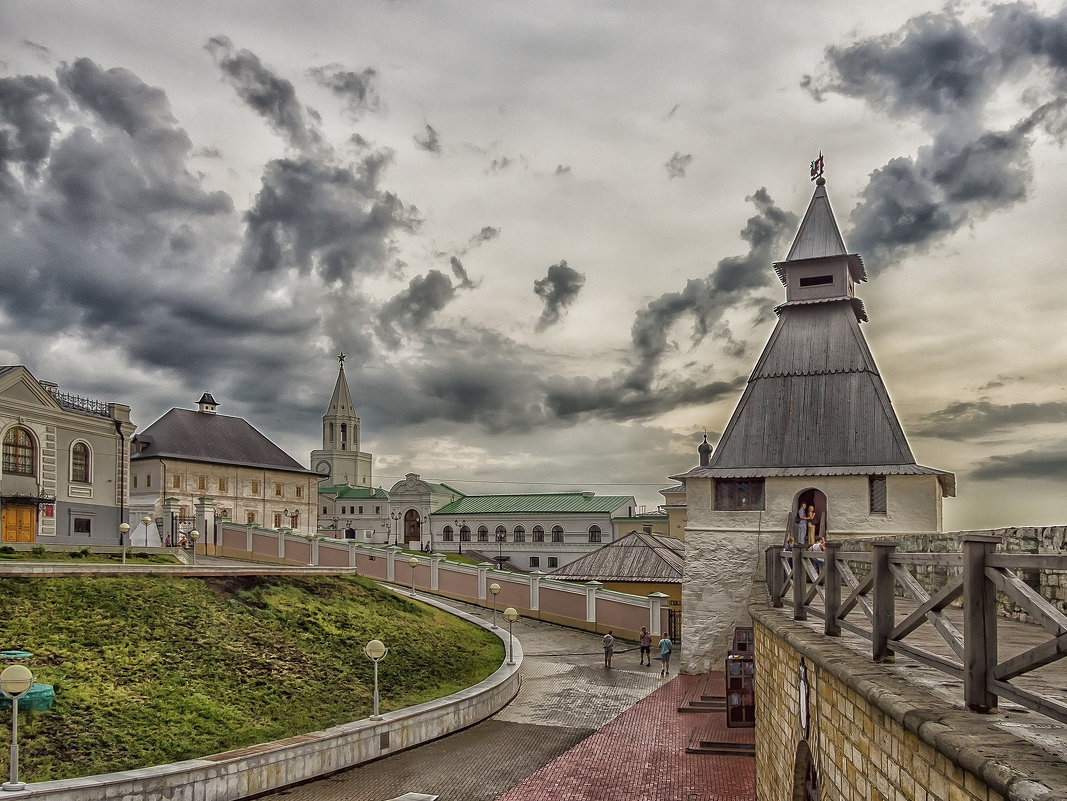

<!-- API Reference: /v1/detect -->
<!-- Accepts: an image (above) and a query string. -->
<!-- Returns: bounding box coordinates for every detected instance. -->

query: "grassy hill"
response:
[0,574,503,782]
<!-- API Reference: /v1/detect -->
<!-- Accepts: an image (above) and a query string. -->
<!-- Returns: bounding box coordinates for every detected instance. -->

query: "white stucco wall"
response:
[681,473,946,673]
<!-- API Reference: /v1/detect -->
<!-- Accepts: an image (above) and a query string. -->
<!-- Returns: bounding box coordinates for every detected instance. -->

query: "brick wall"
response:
[751,601,1067,800]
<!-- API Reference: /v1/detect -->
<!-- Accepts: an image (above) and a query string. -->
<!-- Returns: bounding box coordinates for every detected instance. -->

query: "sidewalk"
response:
[254,606,755,801]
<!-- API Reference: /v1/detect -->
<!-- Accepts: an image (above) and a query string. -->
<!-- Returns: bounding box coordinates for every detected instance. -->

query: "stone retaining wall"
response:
[751,596,1067,801]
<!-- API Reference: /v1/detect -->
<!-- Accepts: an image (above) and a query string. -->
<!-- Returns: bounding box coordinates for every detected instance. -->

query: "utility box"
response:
[725,626,755,728]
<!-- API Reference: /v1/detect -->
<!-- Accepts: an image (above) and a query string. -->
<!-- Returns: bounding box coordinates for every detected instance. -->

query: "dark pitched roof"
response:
[684,180,954,495]
[132,408,312,474]
[320,485,390,499]
[549,530,683,582]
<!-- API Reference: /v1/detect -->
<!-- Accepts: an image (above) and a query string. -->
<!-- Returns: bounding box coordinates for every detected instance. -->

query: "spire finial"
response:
[337,350,346,365]
[810,151,825,185]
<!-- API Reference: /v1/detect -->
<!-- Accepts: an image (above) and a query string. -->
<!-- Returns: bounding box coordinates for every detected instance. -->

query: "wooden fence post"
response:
[963,534,1001,713]
[793,543,807,621]
[768,545,784,608]
[872,540,896,662]
[824,541,841,636]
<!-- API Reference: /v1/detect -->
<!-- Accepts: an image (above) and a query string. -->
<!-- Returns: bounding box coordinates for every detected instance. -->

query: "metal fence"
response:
[765,534,1067,725]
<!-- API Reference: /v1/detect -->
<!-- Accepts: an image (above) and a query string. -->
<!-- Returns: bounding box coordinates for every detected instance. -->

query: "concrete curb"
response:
[8,590,522,801]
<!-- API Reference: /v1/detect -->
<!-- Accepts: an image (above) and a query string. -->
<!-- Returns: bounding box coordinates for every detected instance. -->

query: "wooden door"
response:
[1,504,36,543]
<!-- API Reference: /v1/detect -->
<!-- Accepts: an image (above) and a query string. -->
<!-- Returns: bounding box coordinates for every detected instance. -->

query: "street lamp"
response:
[503,607,519,666]
[390,511,401,546]
[455,519,466,555]
[364,639,388,720]
[496,528,506,570]
[1,664,33,792]
[141,516,153,548]
[118,522,130,565]
[489,582,501,629]
[408,556,418,596]
[188,529,200,566]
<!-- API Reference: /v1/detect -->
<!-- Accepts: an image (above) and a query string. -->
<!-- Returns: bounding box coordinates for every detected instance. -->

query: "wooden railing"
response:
[765,534,1067,724]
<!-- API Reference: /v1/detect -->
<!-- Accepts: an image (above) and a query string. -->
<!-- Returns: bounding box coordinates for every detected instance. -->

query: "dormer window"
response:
[800,275,833,287]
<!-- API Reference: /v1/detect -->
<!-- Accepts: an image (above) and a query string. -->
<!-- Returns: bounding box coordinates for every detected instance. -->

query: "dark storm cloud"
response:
[804,3,1067,272]
[555,164,571,175]
[414,123,440,154]
[544,374,745,423]
[377,270,457,346]
[665,152,693,179]
[971,441,1067,481]
[533,260,585,332]
[308,64,380,115]
[913,399,1067,440]
[241,153,420,283]
[626,187,796,391]
[206,36,321,152]
[471,226,499,245]
[449,256,475,289]
[0,73,65,187]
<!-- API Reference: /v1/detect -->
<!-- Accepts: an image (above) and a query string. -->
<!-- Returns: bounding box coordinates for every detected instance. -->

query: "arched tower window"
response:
[478,525,489,542]
[2,427,35,476]
[443,525,454,541]
[340,423,347,450]
[513,525,526,542]
[71,442,91,483]
[588,525,602,543]
[532,525,545,542]
[551,525,564,543]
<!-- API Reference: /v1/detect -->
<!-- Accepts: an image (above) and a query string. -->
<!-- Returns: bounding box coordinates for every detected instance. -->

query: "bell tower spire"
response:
[310,351,373,487]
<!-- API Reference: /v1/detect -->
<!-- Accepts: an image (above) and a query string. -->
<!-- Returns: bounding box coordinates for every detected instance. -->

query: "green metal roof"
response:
[435,493,634,516]
[425,481,465,497]
[320,485,390,500]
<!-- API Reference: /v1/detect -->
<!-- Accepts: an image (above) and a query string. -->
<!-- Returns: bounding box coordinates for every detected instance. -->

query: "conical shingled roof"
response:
[326,362,356,418]
[678,178,954,495]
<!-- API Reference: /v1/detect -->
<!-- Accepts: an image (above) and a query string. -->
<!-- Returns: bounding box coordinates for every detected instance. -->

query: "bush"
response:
[0,546,14,555]
[31,545,47,557]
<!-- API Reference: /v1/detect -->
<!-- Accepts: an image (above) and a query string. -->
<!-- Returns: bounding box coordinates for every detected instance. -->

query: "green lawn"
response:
[0,545,178,564]
[0,574,503,782]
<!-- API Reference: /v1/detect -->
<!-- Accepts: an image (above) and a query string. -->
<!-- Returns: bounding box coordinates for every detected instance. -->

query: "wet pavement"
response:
[256,602,755,801]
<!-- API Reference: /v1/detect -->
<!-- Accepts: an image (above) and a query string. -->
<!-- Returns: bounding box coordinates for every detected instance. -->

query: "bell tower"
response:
[309,352,373,487]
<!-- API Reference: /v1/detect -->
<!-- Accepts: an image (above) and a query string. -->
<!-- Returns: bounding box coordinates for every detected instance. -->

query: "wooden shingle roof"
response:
[549,530,683,583]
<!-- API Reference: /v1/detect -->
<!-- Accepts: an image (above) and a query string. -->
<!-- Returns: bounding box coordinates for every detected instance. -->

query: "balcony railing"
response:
[765,534,1067,724]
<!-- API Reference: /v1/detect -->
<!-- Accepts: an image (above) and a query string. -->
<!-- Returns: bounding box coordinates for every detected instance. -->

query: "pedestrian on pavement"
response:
[659,632,673,676]
[603,630,614,668]
[639,626,652,666]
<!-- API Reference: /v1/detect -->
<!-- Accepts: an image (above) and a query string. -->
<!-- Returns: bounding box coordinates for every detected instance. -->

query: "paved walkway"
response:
[257,604,755,801]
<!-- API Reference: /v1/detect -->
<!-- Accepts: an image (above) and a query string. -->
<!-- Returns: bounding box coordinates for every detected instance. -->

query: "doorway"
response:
[1,504,36,543]
[794,488,827,544]
[403,509,422,545]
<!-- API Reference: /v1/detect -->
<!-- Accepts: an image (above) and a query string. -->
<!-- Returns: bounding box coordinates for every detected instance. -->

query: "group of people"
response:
[602,627,673,676]
[786,501,825,570]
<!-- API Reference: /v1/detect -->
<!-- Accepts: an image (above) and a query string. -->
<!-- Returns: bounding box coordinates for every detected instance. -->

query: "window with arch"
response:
[459,525,471,542]
[495,525,507,542]
[551,525,564,543]
[71,441,91,483]
[443,525,454,541]
[588,525,602,543]
[513,525,525,542]
[533,525,545,543]
[340,423,347,450]
[478,525,489,542]
[2,427,34,476]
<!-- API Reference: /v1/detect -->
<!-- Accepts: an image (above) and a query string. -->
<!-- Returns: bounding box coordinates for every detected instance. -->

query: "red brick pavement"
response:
[494,674,756,801]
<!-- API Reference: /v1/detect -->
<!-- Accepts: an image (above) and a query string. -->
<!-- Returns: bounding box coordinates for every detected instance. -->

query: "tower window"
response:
[714,479,765,511]
[869,476,887,514]
[799,275,833,287]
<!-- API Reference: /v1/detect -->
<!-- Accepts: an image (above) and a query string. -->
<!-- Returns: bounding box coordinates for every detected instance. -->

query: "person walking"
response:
[639,626,652,666]
[659,632,673,677]
[602,630,614,668]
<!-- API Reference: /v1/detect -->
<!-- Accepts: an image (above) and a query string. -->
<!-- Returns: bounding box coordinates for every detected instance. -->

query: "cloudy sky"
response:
[2,1,1066,531]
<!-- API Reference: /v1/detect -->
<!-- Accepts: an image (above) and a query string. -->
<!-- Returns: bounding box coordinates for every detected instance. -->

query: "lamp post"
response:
[306,532,316,566]
[118,522,130,565]
[496,528,506,570]
[1,664,33,792]
[489,582,501,629]
[364,639,388,720]
[408,556,418,596]
[503,607,519,666]
[188,529,200,565]
[390,511,401,547]
[455,519,465,555]
[141,516,153,548]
